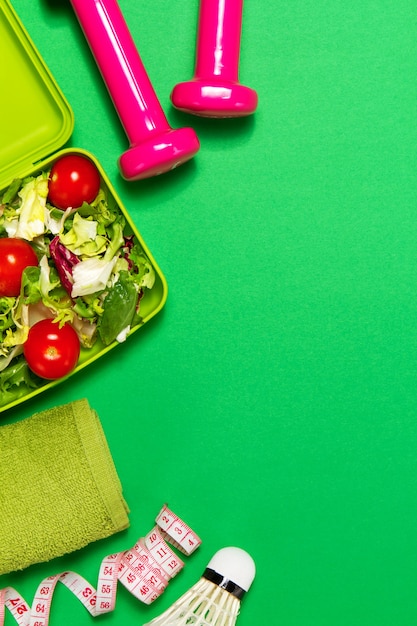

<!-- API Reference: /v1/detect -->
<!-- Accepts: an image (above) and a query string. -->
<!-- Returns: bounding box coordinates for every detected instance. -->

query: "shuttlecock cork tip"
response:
[204,546,256,596]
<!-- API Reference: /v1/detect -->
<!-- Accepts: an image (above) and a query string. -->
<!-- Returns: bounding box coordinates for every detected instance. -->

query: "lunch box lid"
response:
[0,0,74,190]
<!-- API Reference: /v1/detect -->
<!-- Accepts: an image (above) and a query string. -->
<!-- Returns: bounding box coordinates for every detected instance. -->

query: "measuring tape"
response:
[0,505,201,626]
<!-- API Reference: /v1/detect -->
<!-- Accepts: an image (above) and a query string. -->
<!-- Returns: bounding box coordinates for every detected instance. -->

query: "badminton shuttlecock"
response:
[142,546,255,625]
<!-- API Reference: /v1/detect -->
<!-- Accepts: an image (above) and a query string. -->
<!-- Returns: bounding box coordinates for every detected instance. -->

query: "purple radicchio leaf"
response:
[122,234,135,271]
[49,235,80,296]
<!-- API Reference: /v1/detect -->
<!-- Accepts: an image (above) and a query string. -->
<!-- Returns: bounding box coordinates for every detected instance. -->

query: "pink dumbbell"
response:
[68,0,200,180]
[171,0,258,118]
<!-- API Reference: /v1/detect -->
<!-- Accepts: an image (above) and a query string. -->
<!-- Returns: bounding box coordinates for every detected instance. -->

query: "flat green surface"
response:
[2,0,417,624]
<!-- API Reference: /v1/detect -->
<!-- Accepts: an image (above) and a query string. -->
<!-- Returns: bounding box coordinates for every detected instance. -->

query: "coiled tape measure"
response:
[0,505,201,626]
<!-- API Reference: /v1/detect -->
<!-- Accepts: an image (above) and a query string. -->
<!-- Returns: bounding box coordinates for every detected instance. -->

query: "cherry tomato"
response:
[0,237,38,297]
[24,319,80,380]
[48,154,101,210]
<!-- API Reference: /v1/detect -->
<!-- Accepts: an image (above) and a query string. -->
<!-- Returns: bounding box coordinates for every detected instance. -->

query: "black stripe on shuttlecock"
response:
[202,568,246,599]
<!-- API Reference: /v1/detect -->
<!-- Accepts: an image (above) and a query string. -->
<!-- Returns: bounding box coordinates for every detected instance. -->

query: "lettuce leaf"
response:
[97,271,138,345]
[0,356,39,403]
[71,257,117,298]
[14,173,49,240]
[59,212,107,257]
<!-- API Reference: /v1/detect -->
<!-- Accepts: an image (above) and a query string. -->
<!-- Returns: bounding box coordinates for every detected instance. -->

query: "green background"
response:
[2,0,417,624]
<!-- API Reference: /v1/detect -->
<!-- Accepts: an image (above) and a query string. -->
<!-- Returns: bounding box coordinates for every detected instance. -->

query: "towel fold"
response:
[0,398,129,576]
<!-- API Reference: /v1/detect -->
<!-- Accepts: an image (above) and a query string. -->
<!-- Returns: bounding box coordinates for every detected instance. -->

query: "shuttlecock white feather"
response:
[142,546,256,626]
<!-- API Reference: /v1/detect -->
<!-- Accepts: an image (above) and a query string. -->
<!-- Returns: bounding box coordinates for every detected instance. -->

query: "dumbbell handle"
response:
[69,0,199,179]
[195,0,244,83]
[69,0,168,142]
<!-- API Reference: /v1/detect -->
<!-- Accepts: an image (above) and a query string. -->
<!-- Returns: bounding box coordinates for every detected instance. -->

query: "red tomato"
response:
[0,238,38,297]
[24,319,80,380]
[48,154,101,210]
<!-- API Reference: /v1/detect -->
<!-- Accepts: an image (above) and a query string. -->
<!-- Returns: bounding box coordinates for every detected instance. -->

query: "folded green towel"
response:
[0,398,129,575]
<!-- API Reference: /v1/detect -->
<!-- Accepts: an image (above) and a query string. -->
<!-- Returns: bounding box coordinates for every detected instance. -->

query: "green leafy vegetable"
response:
[0,356,39,405]
[15,173,49,240]
[98,271,138,345]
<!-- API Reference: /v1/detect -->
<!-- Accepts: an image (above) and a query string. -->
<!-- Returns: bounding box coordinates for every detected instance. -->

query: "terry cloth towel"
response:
[0,398,129,576]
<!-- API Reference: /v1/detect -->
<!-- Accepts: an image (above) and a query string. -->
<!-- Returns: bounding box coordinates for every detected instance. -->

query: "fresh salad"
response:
[0,153,155,406]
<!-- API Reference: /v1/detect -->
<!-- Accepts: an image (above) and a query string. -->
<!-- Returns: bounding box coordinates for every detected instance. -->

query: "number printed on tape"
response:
[156,504,202,555]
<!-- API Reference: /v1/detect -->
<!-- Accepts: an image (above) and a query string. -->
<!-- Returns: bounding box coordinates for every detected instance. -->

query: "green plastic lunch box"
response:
[0,0,167,412]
